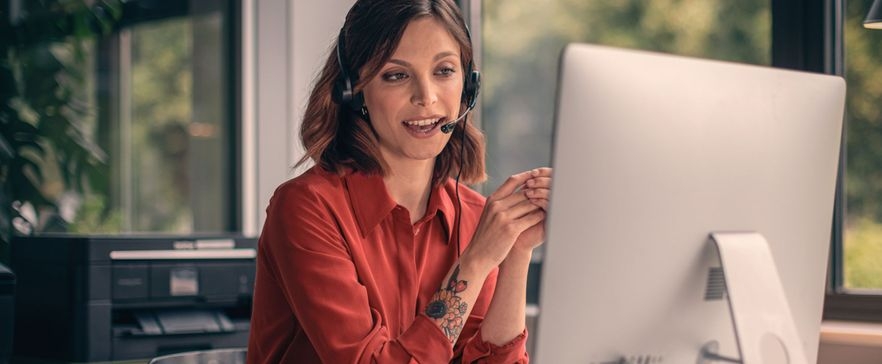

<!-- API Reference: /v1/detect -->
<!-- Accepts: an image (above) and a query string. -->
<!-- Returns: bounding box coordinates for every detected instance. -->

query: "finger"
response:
[531,167,552,178]
[529,198,548,210]
[525,177,551,189]
[524,187,549,201]
[505,197,542,220]
[493,187,532,210]
[484,191,535,222]
[490,170,536,201]
[514,209,546,231]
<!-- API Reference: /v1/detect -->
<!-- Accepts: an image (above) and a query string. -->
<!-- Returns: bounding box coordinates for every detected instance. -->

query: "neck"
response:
[382,154,435,224]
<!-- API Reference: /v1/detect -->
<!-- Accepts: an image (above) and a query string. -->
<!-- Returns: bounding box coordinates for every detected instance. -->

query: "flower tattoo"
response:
[426,265,469,342]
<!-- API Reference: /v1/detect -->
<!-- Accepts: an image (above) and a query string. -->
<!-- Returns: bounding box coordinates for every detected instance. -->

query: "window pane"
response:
[118,12,231,233]
[481,0,771,195]
[124,12,230,233]
[129,18,195,232]
[843,0,882,290]
[9,3,235,236]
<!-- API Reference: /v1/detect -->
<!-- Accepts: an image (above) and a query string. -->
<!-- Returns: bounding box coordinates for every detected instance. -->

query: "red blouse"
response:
[247,166,529,363]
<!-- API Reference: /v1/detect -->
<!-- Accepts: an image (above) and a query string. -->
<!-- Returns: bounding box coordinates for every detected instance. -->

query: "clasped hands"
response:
[465,167,552,271]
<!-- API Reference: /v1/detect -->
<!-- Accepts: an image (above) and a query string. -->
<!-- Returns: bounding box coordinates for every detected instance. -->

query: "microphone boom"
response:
[440,105,474,134]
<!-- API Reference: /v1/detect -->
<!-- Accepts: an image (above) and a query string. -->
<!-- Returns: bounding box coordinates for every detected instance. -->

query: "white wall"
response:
[290,0,357,173]
[243,0,355,236]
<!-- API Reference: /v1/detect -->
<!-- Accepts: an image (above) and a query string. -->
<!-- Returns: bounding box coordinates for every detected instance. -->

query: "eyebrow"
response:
[388,51,460,67]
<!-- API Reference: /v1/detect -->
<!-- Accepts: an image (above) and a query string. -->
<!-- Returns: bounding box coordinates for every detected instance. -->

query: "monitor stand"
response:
[698,232,808,364]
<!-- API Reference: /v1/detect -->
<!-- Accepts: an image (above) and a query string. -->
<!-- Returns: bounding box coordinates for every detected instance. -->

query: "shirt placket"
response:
[392,206,418,332]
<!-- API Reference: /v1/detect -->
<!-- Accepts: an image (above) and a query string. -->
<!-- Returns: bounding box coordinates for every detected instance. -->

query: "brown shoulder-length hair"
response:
[295,0,486,186]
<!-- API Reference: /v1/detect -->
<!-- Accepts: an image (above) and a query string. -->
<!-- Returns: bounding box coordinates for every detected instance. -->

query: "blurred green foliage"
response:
[482,0,769,194]
[844,218,882,288]
[68,194,122,234]
[0,0,122,262]
[844,0,882,289]
[129,17,194,232]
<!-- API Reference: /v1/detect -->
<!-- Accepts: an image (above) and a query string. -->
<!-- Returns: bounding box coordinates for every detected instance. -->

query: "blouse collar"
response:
[345,171,457,241]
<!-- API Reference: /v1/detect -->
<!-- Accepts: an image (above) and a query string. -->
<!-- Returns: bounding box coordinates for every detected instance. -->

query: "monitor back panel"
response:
[536,44,845,364]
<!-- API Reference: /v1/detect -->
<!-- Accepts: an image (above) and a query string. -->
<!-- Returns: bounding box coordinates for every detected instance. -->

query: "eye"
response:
[436,67,457,77]
[382,72,408,82]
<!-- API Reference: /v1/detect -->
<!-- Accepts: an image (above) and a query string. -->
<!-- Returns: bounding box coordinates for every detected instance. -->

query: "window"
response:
[478,0,882,321]
[4,0,239,236]
[101,2,237,233]
[480,0,770,197]
[824,0,882,322]
[480,0,771,303]
[842,0,882,292]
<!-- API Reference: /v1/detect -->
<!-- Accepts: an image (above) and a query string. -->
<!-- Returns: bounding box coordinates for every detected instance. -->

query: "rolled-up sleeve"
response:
[456,268,530,364]
[461,328,528,363]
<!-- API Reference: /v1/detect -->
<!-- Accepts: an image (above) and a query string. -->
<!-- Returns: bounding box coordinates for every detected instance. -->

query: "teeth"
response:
[404,118,440,126]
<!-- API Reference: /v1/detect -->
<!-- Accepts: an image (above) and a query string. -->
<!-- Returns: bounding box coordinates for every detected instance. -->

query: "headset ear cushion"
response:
[332,77,364,114]
[332,77,348,104]
[350,91,365,113]
[464,70,481,109]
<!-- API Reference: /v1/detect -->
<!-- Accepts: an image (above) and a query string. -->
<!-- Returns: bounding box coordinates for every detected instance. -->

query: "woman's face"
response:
[361,17,465,168]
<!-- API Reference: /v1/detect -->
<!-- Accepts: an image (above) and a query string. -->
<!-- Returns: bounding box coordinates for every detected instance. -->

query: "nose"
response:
[410,74,438,107]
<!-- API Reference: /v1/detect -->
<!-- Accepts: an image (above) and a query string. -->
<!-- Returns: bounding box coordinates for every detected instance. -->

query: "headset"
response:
[332,29,367,115]
[332,25,481,132]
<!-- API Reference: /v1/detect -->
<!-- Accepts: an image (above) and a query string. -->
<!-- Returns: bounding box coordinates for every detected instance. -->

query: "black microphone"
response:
[440,105,475,134]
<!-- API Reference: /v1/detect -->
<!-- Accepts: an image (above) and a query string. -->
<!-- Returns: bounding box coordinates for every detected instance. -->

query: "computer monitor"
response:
[535,44,845,364]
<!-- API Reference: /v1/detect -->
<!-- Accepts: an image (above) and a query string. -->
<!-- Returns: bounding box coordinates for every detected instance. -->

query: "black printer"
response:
[11,235,256,362]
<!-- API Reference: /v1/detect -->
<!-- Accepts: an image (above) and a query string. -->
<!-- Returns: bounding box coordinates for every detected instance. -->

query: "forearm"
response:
[424,253,494,344]
[478,247,532,345]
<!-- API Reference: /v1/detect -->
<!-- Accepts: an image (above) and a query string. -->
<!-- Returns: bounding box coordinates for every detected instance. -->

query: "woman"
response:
[247,1,551,362]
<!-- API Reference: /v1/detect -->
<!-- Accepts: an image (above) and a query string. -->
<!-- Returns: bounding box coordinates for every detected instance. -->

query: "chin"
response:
[405,148,445,161]
[408,152,442,161]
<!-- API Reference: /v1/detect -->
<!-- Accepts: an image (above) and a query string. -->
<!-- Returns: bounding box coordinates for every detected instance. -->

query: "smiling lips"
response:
[402,117,445,136]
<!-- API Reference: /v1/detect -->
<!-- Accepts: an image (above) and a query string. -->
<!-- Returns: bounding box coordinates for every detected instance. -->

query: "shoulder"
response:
[279,165,343,192]
[260,167,356,268]
[268,166,346,213]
